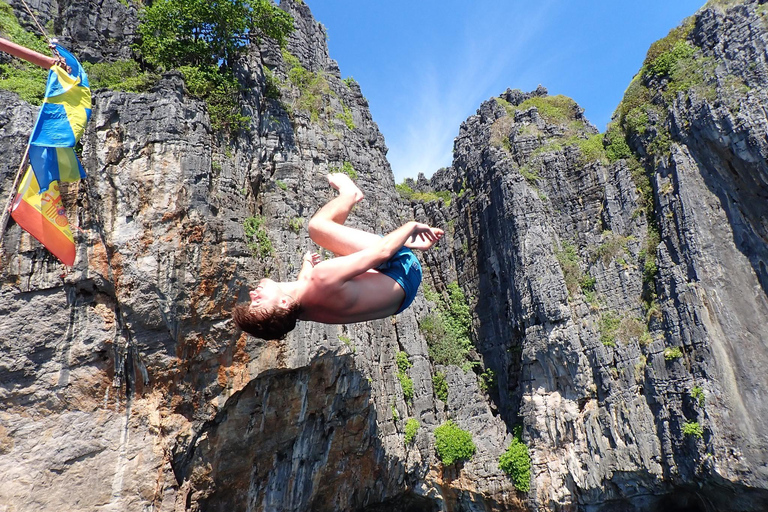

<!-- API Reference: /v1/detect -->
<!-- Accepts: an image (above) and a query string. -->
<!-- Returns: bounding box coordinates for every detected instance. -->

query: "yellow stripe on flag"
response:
[46,65,92,142]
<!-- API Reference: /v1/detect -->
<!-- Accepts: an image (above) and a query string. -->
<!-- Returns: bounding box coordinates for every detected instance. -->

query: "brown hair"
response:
[231,301,301,340]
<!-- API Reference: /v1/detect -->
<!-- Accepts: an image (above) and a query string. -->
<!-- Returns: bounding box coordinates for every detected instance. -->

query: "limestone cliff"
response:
[0,0,767,511]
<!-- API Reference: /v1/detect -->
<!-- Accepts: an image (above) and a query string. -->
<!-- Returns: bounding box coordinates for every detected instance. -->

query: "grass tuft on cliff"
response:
[420,282,473,368]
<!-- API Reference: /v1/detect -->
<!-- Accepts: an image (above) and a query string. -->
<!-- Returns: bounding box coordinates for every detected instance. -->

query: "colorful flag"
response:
[28,44,91,192]
[10,167,76,266]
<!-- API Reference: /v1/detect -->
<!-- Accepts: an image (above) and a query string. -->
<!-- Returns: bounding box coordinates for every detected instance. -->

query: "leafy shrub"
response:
[84,60,159,93]
[404,418,419,445]
[329,161,358,180]
[682,421,703,438]
[434,420,475,466]
[604,124,632,162]
[479,368,496,392]
[499,427,531,492]
[243,216,273,258]
[691,386,705,407]
[420,282,473,367]
[433,371,448,402]
[664,347,683,360]
[179,65,250,133]
[283,49,332,123]
[396,351,414,404]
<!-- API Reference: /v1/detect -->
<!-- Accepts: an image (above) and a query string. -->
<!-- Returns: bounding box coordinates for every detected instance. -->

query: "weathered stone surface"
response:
[2,0,768,510]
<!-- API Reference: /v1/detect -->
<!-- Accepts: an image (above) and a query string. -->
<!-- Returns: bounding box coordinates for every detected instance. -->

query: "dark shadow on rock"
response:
[172,351,399,512]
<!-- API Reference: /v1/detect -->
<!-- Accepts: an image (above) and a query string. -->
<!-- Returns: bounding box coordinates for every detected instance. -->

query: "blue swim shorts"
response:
[376,246,423,314]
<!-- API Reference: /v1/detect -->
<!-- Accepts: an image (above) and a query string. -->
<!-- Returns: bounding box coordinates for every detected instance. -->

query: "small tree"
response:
[137,0,294,70]
[434,420,475,466]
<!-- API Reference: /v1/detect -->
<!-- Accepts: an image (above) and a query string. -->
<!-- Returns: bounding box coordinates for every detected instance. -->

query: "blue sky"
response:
[306,1,706,182]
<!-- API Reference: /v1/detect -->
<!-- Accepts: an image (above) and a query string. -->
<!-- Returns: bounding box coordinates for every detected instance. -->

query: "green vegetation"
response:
[519,165,540,184]
[433,371,448,402]
[691,386,705,407]
[434,420,476,466]
[599,311,648,347]
[243,215,273,258]
[288,216,303,233]
[499,427,531,493]
[136,0,292,70]
[179,65,250,132]
[479,368,496,392]
[599,311,621,347]
[664,346,683,361]
[395,182,453,205]
[329,161,358,180]
[404,418,420,445]
[342,76,357,88]
[133,0,293,135]
[419,282,473,367]
[594,230,633,264]
[517,95,579,123]
[391,402,399,422]
[335,104,355,130]
[276,180,288,191]
[263,67,282,100]
[396,351,414,404]
[84,60,159,93]
[555,241,586,298]
[683,421,704,439]
[0,1,49,104]
[604,124,632,162]
[283,49,334,123]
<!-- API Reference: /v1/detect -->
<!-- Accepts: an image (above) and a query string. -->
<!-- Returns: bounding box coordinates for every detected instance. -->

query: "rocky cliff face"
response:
[1,0,767,511]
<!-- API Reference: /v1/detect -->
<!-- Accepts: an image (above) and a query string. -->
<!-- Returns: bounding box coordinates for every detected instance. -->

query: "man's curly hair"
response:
[232,301,301,340]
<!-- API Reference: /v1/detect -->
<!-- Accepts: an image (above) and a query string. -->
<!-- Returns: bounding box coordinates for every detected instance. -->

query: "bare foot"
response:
[328,173,364,203]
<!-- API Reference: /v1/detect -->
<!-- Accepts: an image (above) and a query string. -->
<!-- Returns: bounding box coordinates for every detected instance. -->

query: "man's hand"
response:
[303,251,321,266]
[405,223,444,251]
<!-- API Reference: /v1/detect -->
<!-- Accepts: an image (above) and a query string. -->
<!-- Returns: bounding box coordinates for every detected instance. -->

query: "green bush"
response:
[84,60,159,93]
[243,215,273,258]
[329,161,358,180]
[283,49,332,123]
[434,420,476,466]
[691,386,705,407]
[682,421,703,438]
[479,368,496,392]
[499,427,531,492]
[420,282,473,367]
[396,351,414,404]
[404,418,419,445]
[604,124,632,162]
[433,371,448,402]
[179,65,250,133]
[664,347,683,361]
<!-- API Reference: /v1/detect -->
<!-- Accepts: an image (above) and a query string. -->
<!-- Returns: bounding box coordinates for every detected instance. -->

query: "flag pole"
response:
[0,37,55,69]
[0,145,31,244]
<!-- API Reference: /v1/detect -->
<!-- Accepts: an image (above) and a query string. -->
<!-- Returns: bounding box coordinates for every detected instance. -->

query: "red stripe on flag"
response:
[11,194,76,266]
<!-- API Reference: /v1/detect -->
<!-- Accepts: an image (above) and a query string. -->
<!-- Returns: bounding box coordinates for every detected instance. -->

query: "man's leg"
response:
[308,174,381,256]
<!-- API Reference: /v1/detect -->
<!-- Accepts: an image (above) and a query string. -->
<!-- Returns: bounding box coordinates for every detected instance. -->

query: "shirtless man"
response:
[232,173,444,340]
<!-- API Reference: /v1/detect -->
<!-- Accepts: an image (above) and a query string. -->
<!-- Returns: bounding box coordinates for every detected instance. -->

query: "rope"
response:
[18,0,50,43]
